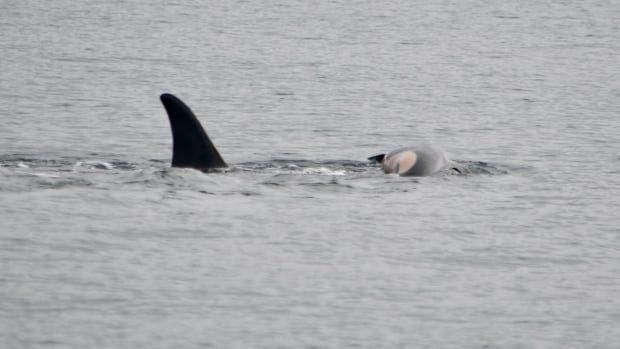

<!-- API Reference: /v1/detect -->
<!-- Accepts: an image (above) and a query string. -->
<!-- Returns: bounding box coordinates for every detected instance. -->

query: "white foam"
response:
[301,167,346,176]
[75,161,113,170]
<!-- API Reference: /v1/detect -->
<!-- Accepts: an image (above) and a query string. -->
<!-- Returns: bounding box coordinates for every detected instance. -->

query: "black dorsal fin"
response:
[368,153,386,163]
[160,93,227,170]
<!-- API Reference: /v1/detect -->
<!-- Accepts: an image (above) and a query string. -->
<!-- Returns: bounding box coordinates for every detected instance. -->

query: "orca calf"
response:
[368,146,451,177]
[160,93,453,176]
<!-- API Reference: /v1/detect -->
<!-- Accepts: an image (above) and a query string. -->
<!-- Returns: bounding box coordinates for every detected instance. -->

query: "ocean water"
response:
[1,0,619,348]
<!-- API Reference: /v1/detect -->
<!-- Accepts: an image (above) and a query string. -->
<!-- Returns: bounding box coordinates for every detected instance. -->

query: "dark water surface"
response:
[1,0,619,348]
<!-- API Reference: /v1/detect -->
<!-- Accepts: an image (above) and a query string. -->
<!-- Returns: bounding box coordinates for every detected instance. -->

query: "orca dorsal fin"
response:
[160,93,227,170]
[368,153,385,163]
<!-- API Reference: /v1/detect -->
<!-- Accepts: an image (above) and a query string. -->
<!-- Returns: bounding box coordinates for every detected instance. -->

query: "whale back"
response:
[380,146,448,176]
[160,93,227,170]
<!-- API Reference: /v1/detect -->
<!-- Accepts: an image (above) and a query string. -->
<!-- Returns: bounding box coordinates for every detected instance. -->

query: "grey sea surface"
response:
[1,0,620,348]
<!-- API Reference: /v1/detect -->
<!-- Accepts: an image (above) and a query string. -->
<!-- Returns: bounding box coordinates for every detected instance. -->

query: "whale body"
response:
[368,146,450,177]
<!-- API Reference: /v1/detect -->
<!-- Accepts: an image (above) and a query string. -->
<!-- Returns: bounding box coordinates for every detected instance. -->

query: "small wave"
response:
[271,166,347,176]
[14,171,61,179]
[74,160,114,170]
[452,160,513,176]
[300,167,347,176]
[37,178,92,190]
[0,155,72,169]
[0,154,140,172]
[234,159,374,176]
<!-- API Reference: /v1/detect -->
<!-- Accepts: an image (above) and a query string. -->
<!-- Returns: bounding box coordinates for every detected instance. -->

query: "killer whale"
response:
[160,93,453,176]
[368,146,451,177]
[160,93,226,170]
